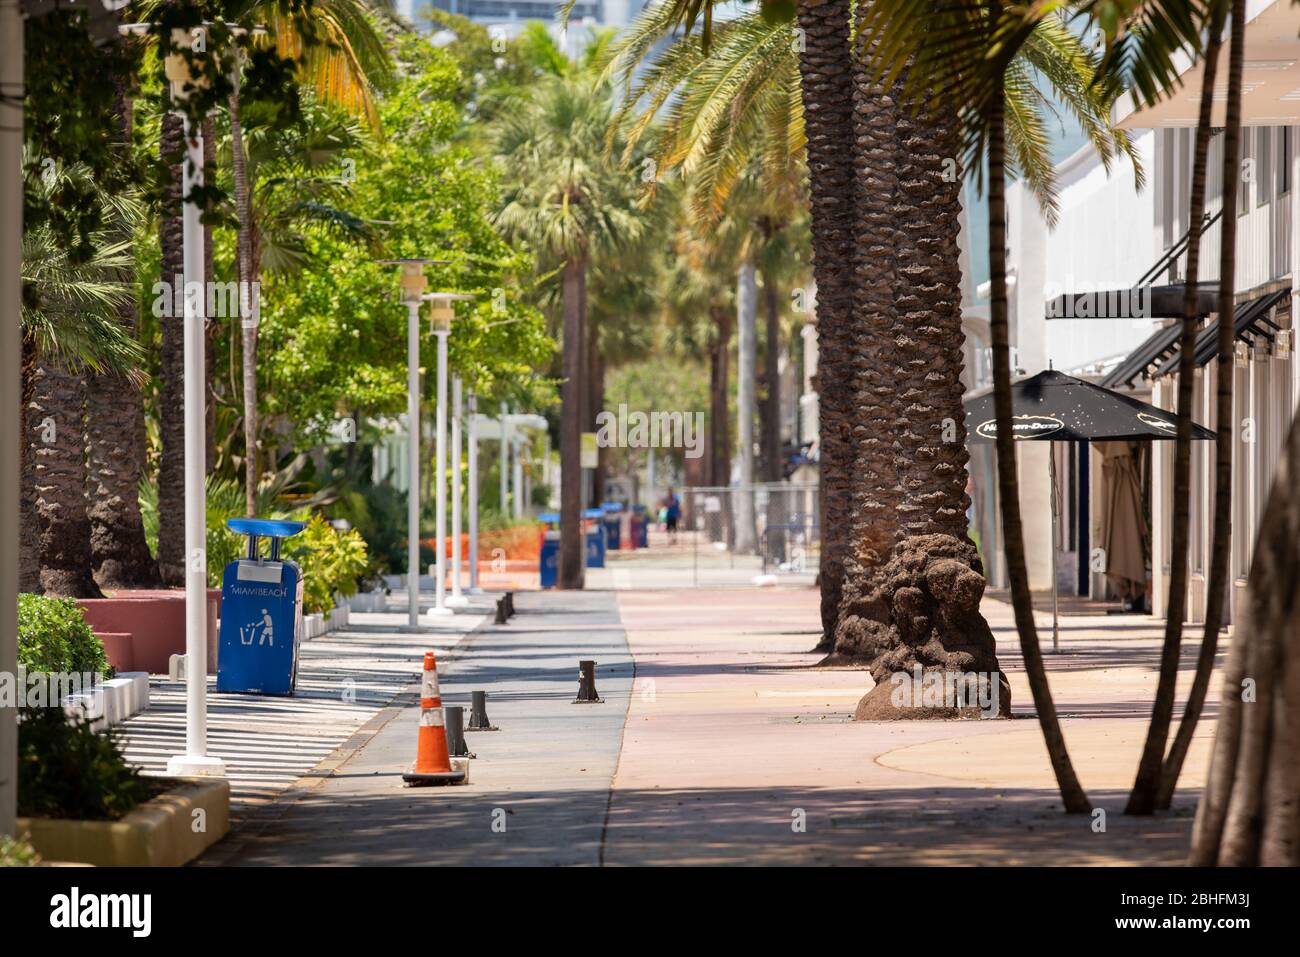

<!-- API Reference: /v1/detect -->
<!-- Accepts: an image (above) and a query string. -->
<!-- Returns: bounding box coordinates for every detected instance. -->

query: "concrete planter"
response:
[78,590,220,675]
[348,590,386,613]
[303,612,325,639]
[17,777,230,867]
[62,672,150,732]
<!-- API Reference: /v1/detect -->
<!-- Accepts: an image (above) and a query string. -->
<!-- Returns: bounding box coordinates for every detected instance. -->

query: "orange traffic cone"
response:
[402,651,468,786]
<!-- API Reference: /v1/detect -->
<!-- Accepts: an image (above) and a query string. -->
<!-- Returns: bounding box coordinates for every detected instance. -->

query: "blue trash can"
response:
[539,530,560,589]
[601,502,623,550]
[216,518,306,696]
[631,505,649,548]
[583,508,606,567]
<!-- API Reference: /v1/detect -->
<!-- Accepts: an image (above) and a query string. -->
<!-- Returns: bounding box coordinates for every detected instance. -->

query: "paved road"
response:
[206,590,632,866]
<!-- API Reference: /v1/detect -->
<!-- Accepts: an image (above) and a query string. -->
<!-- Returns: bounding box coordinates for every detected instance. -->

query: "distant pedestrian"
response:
[662,488,681,544]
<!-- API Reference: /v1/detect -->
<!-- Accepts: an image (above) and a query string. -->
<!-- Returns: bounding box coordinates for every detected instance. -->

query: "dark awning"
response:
[1152,287,1289,377]
[1100,321,1187,389]
[1045,283,1218,320]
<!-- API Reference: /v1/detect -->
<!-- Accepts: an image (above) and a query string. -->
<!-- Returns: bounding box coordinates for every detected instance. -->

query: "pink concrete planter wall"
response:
[95,632,134,673]
[77,589,220,676]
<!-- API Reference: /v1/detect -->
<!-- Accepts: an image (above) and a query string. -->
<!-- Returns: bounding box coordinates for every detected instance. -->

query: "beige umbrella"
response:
[1099,441,1148,606]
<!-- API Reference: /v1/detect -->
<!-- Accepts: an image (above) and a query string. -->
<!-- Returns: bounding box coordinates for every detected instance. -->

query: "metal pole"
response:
[512,423,524,519]
[168,114,223,777]
[0,0,23,836]
[429,329,452,617]
[407,300,421,626]
[447,377,467,606]
[467,393,481,594]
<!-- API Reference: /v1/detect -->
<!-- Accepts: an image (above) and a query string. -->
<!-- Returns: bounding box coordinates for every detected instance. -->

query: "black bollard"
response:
[466,690,499,731]
[504,591,515,617]
[573,659,603,704]
[444,706,476,758]
[494,598,508,625]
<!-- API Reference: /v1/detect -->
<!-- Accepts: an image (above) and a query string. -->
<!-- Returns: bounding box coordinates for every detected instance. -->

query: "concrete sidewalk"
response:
[204,590,632,865]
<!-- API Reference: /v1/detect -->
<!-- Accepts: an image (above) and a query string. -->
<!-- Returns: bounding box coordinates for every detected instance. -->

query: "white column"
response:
[0,0,24,836]
[447,377,467,606]
[512,428,524,519]
[467,392,482,594]
[406,299,421,626]
[168,116,224,777]
[500,403,509,513]
[428,330,453,617]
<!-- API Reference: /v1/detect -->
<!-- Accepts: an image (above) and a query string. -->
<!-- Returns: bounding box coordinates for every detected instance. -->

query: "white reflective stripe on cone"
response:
[422,670,440,698]
[420,707,445,727]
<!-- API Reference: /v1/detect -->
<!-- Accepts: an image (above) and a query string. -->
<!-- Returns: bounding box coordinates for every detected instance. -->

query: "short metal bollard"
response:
[466,690,498,731]
[444,705,475,758]
[494,598,508,625]
[573,659,603,704]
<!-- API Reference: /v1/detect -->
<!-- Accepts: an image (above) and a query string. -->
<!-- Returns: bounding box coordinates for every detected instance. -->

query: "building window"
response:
[1280,127,1292,196]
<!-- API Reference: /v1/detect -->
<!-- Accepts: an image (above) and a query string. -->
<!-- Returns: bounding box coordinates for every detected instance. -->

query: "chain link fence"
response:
[681,484,819,587]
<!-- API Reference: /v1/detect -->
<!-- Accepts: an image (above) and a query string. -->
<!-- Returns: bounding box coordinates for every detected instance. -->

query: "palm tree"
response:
[85,74,160,590]
[494,65,645,589]
[230,0,393,517]
[21,159,145,598]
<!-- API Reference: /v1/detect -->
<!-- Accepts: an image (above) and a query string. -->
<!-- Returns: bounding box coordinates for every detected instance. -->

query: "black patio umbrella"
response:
[964,369,1215,649]
[964,369,1217,443]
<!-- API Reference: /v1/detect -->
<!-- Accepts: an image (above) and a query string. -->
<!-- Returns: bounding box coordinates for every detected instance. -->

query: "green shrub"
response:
[0,836,39,867]
[287,515,370,615]
[16,706,149,821]
[17,594,109,678]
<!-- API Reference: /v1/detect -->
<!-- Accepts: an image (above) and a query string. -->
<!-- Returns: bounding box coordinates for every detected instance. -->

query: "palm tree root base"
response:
[818,534,1011,720]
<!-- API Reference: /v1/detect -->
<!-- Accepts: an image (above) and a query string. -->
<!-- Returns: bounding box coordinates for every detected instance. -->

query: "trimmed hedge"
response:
[17,594,110,677]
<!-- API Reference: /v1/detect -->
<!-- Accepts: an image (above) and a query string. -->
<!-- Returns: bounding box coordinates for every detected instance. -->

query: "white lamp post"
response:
[500,403,510,514]
[446,376,468,607]
[424,293,475,619]
[378,258,447,627]
[138,25,228,778]
[466,392,482,595]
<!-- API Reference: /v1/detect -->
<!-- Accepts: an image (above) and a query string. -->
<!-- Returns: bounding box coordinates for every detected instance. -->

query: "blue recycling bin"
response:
[601,502,623,550]
[216,518,306,696]
[630,505,648,548]
[539,530,560,589]
[583,508,606,567]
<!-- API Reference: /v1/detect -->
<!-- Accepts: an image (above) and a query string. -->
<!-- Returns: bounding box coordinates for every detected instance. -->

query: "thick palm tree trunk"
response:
[987,63,1089,811]
[33,358,102,598]
[1189,400,1300,865]
[588,320,606,506]
[230,77,259,518]
[761,263,783,483]
[559,255,586,589]
[86,76,158,589]
[1144,15,1226,812]
[203,115,218,475]
[709,303,733,487]
[156,109,187,585]
[796,0,856,650]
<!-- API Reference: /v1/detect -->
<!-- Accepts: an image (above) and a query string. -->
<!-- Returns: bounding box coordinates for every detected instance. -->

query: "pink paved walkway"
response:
[602,587,1213,866]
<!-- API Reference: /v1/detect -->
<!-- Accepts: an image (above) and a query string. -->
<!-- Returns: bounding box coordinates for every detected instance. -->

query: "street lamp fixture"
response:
[422,292,475,618]
[378,259,449,627]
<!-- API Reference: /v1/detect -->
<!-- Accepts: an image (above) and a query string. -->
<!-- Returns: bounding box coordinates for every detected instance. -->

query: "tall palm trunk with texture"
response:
[156,110,187,585]
[761,264,783,482]
[86,77,158,589]
[19,334,41,593]
[708,303,733,487]
[33,358,102,598]
[795,0,856,650]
